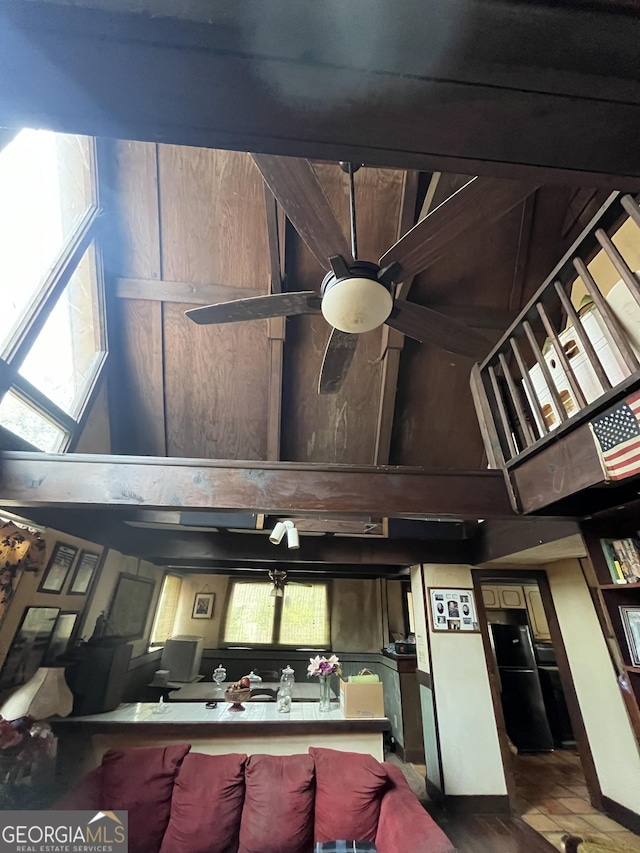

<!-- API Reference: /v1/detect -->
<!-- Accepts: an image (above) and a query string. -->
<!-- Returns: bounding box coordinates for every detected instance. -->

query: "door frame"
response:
[471,567,603,812]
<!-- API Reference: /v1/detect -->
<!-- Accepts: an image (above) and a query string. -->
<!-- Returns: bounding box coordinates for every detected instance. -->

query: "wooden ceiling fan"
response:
[187,156,537,393]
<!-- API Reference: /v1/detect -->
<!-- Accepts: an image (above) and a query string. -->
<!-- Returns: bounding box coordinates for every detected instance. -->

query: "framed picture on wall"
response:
[68,550,101,595]
[192,592,215,619]
[43,611,79,665]
[38,543,78,594]
[428,588,480,633]
[620,605,640,666]
[107,573,155,639]
[0,606,60,689]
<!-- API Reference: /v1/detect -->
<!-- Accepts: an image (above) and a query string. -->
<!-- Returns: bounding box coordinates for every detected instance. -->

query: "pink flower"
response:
[307,654,341,677]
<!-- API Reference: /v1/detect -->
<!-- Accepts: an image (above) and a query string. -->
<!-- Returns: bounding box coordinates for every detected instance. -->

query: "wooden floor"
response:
[427,808,557,853]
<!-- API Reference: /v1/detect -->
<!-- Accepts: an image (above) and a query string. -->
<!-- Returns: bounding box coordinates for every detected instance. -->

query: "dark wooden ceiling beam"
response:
[263,183,285,461]
[107,529,474,567]
[2,1,640,186]
[476,518,581,564]
[0,451,515,518]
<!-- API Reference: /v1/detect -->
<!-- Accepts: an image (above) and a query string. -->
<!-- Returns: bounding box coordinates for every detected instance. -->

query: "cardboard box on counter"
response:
[339,678,385,719]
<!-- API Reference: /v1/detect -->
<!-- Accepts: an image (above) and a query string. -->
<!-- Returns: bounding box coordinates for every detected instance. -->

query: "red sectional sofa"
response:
[56,744,456,853]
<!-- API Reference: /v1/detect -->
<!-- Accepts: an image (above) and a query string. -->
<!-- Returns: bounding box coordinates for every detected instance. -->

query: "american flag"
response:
[591,390,640,481]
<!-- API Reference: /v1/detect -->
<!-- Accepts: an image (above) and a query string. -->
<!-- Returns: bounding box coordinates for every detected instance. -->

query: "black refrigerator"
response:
[490,623,554,752]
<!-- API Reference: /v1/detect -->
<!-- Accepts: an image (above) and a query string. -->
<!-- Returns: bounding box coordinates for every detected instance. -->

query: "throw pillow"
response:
[159,752,247,853]
[101,743,190,853]
[310,747,388,844]
[238,753,315,853]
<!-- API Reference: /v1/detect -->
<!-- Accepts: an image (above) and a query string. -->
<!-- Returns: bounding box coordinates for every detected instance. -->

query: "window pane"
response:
[19,243,103,416]
[0,389,66,451]
[151,575,182,645]
[224,584,275,644]
[0,129,94,352]
[280,584,329,646]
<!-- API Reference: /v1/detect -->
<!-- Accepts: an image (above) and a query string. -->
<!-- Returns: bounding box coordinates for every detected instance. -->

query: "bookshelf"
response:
[581,503,640,736]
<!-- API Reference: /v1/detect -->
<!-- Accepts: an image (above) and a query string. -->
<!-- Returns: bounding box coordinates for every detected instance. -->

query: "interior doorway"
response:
[472,569,609,845]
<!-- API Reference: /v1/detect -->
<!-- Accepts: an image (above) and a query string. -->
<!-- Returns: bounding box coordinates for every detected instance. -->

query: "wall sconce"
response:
[269,520,300,550]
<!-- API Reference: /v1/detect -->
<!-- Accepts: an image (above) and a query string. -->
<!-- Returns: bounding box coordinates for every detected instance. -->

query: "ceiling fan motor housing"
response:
[321,260,393,334]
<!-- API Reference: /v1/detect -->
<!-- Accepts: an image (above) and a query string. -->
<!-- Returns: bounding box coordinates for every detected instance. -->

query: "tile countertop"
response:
[51,701,390,729]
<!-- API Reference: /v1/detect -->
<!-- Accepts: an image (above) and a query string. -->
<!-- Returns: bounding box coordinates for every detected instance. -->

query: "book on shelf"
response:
[601,537,640,584]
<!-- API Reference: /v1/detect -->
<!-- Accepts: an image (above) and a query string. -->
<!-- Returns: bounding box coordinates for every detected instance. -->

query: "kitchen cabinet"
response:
[523,584,551,641]
[481,583,551,641]
[481,584,525,610]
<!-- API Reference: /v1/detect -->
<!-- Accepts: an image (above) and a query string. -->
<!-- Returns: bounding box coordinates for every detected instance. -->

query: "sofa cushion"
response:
[101,744,190,853]
[310,748,387,844]
[159,752,247,853]
[238,753,315,853]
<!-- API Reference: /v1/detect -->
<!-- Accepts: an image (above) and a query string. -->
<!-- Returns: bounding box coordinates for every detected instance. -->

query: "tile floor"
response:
[515,749,640,850]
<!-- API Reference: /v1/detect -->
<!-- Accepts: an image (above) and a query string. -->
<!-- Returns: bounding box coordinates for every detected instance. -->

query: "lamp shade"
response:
[0,667,73,721]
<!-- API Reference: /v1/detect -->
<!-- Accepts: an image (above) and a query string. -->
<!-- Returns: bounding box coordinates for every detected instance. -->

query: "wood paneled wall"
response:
[105,141,585,468]
[108,142,271,459]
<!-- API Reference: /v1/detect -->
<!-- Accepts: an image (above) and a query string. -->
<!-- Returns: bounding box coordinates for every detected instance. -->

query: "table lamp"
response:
[0,667,73,722]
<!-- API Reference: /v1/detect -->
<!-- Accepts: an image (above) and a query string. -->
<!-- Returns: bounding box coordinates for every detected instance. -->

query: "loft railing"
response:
[471,191,640,469]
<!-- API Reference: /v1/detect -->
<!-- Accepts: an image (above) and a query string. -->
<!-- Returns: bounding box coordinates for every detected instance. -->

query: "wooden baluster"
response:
[573,256,639,373]
[595,227,640,308]
[621,194,640,231]
[523,320,568,423]
[470,364,506,469]
[553,280,611,392]
[498,352,535,448]
[488,365,518,459]
[509,337,548,439]
[536,302,586,409]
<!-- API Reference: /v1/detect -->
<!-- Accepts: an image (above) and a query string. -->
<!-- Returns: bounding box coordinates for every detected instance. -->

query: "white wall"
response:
[410,565,430,673]
[172,573,229,647]
[545,558,640,813]
[423,564,507,797]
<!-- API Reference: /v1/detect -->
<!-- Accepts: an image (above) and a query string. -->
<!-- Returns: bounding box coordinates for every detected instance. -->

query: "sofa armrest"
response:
[52,766,103,810]
[376,765,456,853]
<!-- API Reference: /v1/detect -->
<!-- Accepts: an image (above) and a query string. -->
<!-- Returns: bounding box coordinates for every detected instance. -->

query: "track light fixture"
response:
[268,519,300,550]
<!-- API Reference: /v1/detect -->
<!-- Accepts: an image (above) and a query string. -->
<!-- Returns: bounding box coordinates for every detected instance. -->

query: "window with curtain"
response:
[223,580,330,647]
[150,574,183,645]
[0,128,106,451]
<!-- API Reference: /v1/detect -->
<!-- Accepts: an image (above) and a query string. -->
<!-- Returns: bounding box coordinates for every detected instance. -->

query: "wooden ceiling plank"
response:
[0,451,515,519]
[509,194,536,311]
[381,177,540,281]
[263,183,282,295]
[115,277,262,305]
[375,170,420,464]
[107,140,167,456]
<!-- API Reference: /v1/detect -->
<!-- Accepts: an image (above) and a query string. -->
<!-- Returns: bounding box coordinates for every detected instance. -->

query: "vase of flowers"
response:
[307,655,340,712]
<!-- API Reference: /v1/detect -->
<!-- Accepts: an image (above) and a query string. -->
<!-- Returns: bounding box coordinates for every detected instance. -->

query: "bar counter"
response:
[51,702,390,784]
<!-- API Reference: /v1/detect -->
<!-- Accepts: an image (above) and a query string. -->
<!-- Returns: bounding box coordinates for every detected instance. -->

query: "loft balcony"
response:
[471,191,640,516]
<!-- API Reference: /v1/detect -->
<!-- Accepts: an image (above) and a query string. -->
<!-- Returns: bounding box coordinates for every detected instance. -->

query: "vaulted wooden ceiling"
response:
[100,141,607,470]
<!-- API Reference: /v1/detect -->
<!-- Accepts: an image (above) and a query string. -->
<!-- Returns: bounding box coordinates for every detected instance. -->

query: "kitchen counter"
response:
[51,702,390,785]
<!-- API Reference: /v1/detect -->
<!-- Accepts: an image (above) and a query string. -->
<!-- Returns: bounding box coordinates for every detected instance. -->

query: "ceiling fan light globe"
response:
[321,278,392,334]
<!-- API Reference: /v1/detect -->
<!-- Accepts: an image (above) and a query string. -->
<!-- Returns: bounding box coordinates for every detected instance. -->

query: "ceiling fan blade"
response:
[387,301,492,359]
[318,328,359,394]
[251,154,353,269]
[379,177,539,281]
[186,291,320,325]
